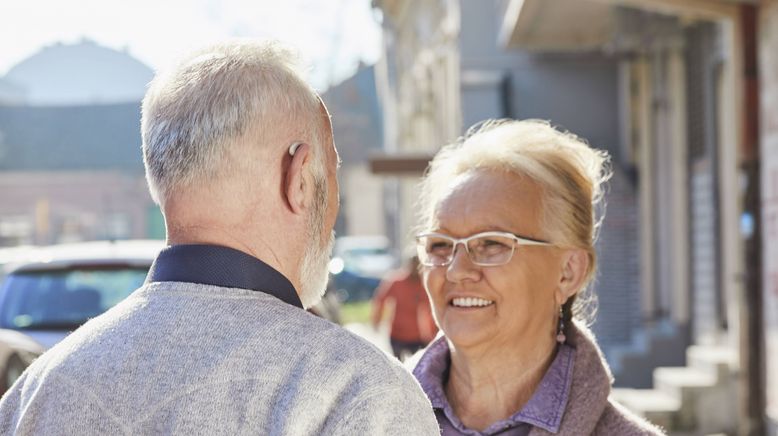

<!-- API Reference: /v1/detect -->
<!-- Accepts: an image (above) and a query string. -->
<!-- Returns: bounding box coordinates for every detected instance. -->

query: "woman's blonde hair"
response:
[416,119,612,323]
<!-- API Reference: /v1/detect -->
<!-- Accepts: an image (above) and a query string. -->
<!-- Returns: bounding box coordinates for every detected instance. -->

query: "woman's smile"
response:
[450,297,494,308]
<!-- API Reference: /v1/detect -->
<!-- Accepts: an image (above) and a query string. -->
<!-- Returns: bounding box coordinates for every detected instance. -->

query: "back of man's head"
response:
[139,39,337,309]
[141,39,327,205]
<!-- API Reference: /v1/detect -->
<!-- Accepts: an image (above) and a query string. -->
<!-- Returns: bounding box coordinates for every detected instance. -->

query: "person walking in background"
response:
[372,254,438,360]
[0,39,438,435]
[411,119,665,435]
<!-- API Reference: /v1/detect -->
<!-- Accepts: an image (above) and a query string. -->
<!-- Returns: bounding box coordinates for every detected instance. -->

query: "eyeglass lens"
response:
[417,234,516,266]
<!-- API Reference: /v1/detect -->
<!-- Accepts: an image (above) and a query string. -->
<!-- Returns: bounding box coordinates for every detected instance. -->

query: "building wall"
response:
[0,103,145,172]
[593,167,642,347]
[322,66,385,238]
[459,0,621,153]
[377,0,462,155]
[374,0,461,251]
[760,0,778,428]
[340,164,385,237]
[690,159,721,342]
[0,171,153,245]
[685,21,723,345]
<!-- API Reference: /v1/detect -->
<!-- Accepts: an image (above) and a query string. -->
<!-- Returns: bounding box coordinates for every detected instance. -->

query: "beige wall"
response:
[760,0,778,424]
[375,0,462,250]
[0,171,153,245]
[341,164,385,237]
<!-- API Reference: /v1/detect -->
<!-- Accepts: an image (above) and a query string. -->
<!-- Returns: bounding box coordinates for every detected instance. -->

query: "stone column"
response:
[759,0,778,429]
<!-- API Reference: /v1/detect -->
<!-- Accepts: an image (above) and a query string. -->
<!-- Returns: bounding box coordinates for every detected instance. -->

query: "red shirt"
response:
[371,270,438,343]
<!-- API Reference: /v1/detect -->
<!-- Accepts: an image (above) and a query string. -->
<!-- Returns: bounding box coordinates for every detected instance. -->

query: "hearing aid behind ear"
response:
[289,142,303,156]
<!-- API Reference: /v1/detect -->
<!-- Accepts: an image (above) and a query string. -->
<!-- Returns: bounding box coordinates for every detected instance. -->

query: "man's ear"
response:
[555,248,589,305]
[284,142,311,215]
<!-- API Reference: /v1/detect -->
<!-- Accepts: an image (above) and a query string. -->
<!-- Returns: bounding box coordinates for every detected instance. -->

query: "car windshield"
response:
[0,266,148,330]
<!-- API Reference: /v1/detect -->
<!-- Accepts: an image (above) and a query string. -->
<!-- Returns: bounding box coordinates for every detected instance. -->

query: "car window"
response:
[0,267,148,330]
[343,247,388,257]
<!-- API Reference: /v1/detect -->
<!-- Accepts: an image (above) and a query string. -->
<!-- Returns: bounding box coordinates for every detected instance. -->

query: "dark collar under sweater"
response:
[146,244,303,309]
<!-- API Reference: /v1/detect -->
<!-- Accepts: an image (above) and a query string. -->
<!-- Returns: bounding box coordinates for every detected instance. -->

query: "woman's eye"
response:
[430,242,452,251]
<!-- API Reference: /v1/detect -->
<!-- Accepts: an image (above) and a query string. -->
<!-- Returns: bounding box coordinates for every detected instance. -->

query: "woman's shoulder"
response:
[593,399,667,436]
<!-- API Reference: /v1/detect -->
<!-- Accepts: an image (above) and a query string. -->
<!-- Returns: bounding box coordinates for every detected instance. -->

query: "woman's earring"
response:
[556,306,566,344]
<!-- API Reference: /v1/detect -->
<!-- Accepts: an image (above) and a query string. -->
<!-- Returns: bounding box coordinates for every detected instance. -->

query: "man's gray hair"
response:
[141,39,327,204]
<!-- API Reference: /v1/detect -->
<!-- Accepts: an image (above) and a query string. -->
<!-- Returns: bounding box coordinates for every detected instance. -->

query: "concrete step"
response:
[611,322,687,388]
[611,388,680,431]
[686,345,738,383]
[653,366,718,430]
[654,366,717,397]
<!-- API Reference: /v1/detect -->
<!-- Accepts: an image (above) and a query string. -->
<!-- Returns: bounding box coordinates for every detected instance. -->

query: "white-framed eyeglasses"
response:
[415,231,552,267]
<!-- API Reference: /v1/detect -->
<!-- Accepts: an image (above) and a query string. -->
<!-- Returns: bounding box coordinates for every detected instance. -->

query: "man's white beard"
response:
[298,230,334,308]
[298,179,334,309]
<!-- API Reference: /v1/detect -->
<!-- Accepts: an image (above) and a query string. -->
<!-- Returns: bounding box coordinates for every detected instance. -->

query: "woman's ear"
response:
[555,248,589,305]
[284,142,311,215]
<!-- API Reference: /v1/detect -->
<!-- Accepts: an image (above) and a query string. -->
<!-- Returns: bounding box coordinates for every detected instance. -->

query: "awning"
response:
[368,154,434,176]
[499,0,744,51]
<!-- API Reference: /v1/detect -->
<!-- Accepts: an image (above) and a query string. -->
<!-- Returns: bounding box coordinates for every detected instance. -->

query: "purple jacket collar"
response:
[413,336,576,434]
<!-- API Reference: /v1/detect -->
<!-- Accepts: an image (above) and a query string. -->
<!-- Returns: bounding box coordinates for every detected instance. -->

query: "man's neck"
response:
[166,223,294,287]
[161,179,308,303]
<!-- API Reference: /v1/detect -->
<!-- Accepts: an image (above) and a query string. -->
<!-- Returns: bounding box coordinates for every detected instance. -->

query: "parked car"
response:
[0,245,39,282]
[0,328,45,393]
[328,236,396,302]
[0,239,164,392]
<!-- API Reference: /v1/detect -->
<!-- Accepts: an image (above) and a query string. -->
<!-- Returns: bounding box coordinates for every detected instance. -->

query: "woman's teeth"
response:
[451,297,494,308]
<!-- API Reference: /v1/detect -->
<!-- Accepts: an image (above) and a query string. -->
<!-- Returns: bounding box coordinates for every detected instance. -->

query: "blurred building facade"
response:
[761,1,778,434]
[371,0,462,250]
[0,41,387,249]
[373,0,776,434]
[0,41,160,246]
[0,103,160,246]
[321,64,386,238]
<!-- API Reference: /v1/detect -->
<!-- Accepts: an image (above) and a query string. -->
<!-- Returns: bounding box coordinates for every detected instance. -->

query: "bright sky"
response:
[0,0,383,90]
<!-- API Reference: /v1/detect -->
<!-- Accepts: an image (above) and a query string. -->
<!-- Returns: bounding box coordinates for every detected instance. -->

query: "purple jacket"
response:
[412,322,666,436]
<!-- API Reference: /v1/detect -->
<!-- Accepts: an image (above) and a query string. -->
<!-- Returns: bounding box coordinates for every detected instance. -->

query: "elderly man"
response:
[0,40,438,435]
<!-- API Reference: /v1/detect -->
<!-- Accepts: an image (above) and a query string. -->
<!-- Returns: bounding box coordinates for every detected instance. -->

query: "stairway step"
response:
[686,345,738,383]
[611,388,680,431]
[653,366,721,431]
[612,388,681,411]
[654,366,717,397]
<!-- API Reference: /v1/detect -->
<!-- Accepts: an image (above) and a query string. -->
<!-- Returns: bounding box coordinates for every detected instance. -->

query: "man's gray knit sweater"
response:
[0,282,440,435]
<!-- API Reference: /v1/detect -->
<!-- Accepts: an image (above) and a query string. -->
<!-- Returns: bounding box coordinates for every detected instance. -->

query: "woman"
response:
[411,119,664,435]
[371,254,438,360]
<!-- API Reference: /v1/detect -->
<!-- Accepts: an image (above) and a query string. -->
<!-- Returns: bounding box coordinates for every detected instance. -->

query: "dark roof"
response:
[0,102,144,172]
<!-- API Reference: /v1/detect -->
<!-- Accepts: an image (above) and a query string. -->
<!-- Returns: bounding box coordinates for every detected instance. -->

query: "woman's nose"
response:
[445,243,480,283]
